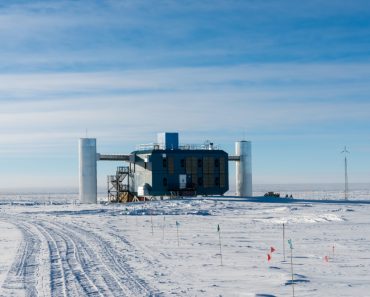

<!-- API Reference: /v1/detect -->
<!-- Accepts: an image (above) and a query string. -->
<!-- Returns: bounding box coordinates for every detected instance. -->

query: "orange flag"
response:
[268,254,271,261]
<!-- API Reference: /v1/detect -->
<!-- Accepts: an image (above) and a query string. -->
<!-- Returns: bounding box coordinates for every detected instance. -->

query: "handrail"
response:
[135,143,221,151]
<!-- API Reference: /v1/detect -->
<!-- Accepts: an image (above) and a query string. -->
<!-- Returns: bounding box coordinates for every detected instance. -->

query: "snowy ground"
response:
[0,194,369,296]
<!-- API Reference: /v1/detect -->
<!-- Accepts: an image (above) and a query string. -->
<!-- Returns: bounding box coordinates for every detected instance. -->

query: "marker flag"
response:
[288,239,293,250]
[270,246,276,253]
[268,254,271,262]
[176,221,180,247]
[217,224,223,265]
[324,256,329,262]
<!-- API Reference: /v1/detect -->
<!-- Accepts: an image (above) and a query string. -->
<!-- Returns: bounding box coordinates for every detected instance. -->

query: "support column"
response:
[79,138,97,203]
[235,141,252,197]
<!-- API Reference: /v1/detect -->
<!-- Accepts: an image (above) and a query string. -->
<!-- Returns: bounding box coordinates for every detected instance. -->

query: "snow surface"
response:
[0,194,369,296]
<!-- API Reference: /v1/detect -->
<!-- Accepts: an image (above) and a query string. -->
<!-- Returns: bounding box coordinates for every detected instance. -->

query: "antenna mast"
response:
[341,146,349,200]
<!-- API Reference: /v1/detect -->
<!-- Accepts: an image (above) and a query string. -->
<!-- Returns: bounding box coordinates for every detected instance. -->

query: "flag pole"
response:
[176,221,180,246]
[217,224,223,266]
[288,239,295,297]
[332,245,335,260]
[151,213,154,235]
[283,223,286,262]
[162,215,166,240]
[134,206,138,226]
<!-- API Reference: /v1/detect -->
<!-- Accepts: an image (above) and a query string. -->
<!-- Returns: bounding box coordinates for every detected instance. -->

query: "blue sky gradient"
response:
[0,0,370,190]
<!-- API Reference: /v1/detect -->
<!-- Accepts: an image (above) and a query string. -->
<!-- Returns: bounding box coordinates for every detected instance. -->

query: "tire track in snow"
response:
[0,213,159,297]
[0,220,41,297]
[36,223,88,297]
[42,220,156,296]
[36,222,107,297]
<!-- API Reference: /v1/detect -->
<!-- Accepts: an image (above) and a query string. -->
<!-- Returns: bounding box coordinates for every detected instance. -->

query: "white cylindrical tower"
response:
[79,138,97,203]
[235,141,252,197]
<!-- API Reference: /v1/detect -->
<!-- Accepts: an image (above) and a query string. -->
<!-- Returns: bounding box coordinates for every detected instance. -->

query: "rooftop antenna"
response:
[341,146,349,200]
[85,128,88,138]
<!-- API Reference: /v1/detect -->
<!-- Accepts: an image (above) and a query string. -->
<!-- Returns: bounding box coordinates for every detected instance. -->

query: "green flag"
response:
[288,239,293,249]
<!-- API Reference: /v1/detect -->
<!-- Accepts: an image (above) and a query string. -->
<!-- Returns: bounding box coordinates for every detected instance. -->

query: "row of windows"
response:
[162,177,221,187]
[163,158,221,168]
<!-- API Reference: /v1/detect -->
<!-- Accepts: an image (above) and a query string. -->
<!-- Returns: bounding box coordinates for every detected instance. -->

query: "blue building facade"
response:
[128,133,229,197]
[129,149,229,196]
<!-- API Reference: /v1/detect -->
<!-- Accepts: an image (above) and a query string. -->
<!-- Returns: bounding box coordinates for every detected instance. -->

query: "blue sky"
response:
[0,0,370,190]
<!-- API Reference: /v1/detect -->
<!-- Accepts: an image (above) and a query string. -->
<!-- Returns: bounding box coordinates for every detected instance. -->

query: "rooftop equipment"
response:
[157,132,179,150]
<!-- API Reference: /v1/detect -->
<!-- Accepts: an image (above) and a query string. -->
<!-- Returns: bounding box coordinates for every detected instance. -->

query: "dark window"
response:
[163,177,168,186]
[198,177,203,186]
[197,159,203,168]
[214,158,220,168]
[162,158,167,168]
[180,159,185,168]
[215,177,220,186]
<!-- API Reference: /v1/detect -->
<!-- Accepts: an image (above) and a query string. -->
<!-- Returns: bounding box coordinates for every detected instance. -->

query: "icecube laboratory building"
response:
[79,132,252,203]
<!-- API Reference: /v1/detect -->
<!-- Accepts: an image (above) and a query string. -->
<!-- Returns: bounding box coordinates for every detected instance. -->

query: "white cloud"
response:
[0,1,369,188]
[0,63,369,160]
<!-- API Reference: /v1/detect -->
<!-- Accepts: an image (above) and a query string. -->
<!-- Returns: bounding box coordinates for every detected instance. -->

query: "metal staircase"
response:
[107,166,136,203]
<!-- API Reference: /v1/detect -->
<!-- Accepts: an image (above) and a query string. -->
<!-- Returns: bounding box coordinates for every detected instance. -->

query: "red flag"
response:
[324,256,329,262]
[267,254,271,261]
[270,246,276,253]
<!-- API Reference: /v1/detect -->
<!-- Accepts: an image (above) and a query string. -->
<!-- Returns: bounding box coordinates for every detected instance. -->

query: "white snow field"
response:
[0,194,369,297]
